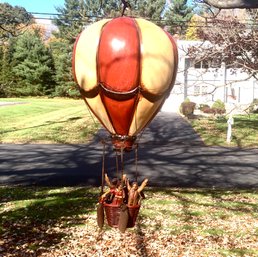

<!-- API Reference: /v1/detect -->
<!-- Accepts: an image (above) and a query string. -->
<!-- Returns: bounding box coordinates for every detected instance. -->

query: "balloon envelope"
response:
[73,17,178,150]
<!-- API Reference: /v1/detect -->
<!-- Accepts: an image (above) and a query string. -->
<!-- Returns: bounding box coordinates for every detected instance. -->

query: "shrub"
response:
[199,104,210,111]
[211,100,226,115]
[199,101,226,115]
[212,99,225,110]
[249,99,258,113]
[180,98,196,117]
[203,106,213,114]
[199,104,214,114]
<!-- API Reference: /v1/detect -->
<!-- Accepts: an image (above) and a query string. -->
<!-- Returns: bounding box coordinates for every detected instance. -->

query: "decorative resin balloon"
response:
[73,17,178,150]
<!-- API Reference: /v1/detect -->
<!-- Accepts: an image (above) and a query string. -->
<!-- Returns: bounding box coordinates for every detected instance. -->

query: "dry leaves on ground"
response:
[1,188,257,257]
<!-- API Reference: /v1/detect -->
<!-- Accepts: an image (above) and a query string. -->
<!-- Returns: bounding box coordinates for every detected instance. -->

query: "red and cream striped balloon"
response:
[73,17,178,150]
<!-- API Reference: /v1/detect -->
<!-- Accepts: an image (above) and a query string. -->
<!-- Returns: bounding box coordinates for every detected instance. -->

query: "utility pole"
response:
[184,58,190,100]
[222,62,227,103]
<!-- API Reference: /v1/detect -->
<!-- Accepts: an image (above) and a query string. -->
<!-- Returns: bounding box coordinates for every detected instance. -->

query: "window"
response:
[185,58,191,69]
[194,61,201,69]
[202,60,209,69]
[194,60,209,69]
[192,59,221,69]
[231,88,236,99]
[194,85,200,95]
[202,86,208,95]
[211,59,221,68]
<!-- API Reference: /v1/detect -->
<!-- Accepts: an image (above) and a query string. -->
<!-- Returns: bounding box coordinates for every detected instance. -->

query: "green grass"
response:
[190,114,258,147]
[1,98,258,147]
[0,187,257,256]
[0,98,100,143]
[0,186,100,255]
[0,187,98,222]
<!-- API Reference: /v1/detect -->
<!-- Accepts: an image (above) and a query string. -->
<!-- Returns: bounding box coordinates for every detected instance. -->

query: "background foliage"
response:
[0,0,257,97]
[0,0,197,97]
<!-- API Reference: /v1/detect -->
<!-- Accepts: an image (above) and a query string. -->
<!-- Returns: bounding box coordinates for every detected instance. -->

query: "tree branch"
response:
[203,0,258,9]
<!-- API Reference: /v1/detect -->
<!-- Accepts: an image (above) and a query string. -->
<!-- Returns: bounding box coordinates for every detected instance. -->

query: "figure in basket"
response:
[98,173,148,232]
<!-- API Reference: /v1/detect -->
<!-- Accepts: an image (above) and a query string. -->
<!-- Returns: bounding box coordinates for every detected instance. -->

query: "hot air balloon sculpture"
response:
[72,16,178,232]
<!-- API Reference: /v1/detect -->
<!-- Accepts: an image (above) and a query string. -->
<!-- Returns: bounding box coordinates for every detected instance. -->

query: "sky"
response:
[1,0,188,13]
[0,0,65,13]
[1,0,66,27]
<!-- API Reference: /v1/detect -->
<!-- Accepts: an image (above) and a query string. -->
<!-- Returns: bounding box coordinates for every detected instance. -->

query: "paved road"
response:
[0,112,257,188]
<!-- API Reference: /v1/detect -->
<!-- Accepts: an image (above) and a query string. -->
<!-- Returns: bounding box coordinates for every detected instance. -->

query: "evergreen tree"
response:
[53,0,88,44]
[84,0,101,16]
[12,29,56,96]
[99,0,166,22]
[0,38,17,97]
[49,38,79,97]
[0,2,34,96]
[165,0,193,37]
[51,0,92,97]
[99,0,121,17]
[0,45,7,96]
[132,0,166,25]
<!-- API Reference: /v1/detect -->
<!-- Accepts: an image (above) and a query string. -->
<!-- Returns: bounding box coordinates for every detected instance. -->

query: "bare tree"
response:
[187,11,258,80]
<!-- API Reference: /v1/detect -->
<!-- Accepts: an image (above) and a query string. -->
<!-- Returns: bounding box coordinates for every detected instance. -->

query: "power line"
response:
[2,10,256,29]
[28,11,258,24]
[29,10,258,18]
[31,16,258,29]
[30,12,60,16]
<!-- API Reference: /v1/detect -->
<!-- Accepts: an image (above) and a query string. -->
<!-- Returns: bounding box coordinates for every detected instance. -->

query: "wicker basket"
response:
[103,203,140,228]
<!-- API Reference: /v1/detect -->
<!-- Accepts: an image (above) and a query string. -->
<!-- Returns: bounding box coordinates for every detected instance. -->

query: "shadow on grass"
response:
[0,116,100,144]
[0,186,99,256]
[1,187,257,256]
[195,114,258,147]
[133,187,257,256]
[146,187,258,217]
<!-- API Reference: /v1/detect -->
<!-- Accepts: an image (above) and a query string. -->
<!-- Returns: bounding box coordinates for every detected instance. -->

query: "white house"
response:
[162,40,258,113]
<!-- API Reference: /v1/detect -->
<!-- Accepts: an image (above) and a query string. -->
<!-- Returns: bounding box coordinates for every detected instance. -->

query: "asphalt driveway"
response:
[0,112,257,188]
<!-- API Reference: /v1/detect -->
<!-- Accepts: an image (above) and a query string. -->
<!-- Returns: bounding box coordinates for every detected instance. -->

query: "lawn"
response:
[1,98,258,147]
[1,98,257,256]
[0,186,257,256]
[190,114,258,147]
[0,98,99,144]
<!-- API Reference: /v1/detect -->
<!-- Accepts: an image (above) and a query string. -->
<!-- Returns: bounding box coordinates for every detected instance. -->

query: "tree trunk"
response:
[204,0,258,9]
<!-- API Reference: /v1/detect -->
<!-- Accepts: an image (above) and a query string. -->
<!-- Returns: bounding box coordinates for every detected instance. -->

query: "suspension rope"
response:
[135,143,139,183]
[115,149,119,179]
[121,0,131,16]
[120,145,124,187]
[100,140,106,196]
